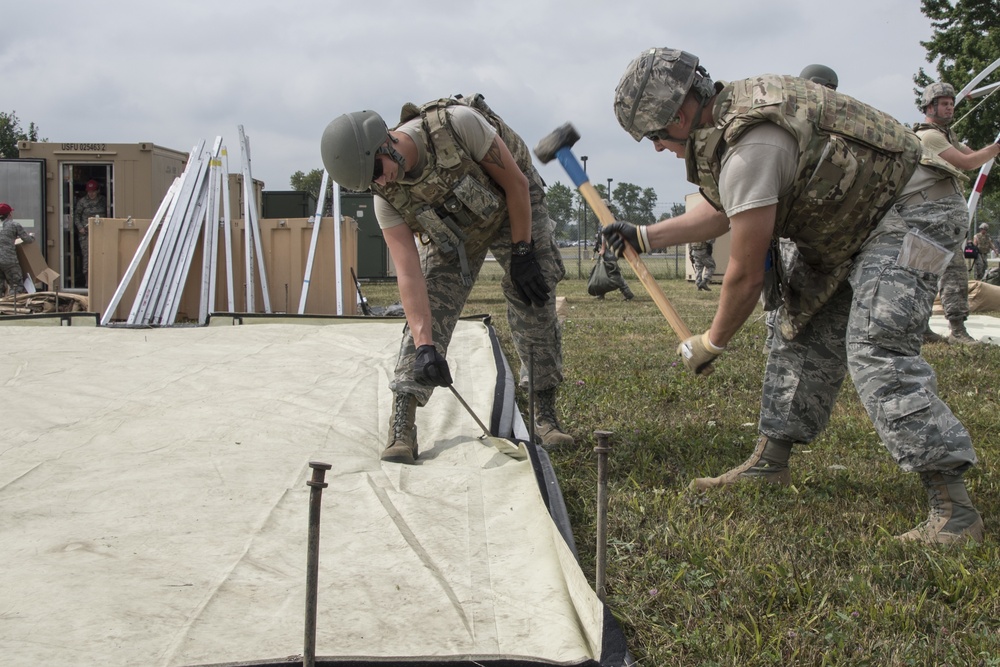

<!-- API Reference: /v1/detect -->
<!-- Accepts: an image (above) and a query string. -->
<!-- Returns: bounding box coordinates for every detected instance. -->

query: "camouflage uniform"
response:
[74,193,107,280]
[592,230,634,299]
[0,217,35,295]
[373,99,566,406]
[908,123,972,332]
[688,76,976,477]
[689,239,715,290]
[388,196,566,404]
[973,229,995,280]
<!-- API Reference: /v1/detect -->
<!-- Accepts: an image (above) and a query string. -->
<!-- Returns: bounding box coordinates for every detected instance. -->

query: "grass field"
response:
[360,274,1000,667]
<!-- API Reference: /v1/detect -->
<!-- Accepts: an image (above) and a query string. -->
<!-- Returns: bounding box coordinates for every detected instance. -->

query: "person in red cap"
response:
[0,202,36,296]
[74,180,107,286]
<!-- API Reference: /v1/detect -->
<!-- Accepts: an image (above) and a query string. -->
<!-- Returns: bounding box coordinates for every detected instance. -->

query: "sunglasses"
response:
[371,144,396,182]
[644,127,676,142]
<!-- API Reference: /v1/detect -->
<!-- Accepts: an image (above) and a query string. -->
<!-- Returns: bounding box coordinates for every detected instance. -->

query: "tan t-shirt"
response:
[718,123,798,217]
[374,106,498,230]
[897,126,967,198]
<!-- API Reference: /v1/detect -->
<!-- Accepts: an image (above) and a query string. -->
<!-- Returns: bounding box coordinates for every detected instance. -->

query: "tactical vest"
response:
[687,75,921,338]
[373,96,544,266]
[912,122,969,184]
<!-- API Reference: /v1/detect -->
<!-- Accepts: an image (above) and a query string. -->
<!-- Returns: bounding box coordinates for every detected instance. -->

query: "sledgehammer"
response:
[534,123,693,341]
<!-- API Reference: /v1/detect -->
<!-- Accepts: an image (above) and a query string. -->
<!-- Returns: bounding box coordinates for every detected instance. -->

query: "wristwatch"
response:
[511,240,532,256]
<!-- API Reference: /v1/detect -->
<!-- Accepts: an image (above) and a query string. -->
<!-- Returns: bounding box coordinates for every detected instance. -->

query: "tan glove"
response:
[677,331,723,376]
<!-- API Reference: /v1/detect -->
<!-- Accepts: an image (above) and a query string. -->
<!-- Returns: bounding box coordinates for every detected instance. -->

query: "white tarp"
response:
[1,318,608,666]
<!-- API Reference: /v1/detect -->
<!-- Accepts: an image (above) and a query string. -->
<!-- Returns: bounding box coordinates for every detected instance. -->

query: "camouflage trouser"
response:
[78,230,90,277]
[938,245,970,321]
[691,250,715,285]
[390,199,566,405]
[0,260,26,295]
[973,252,988,280]
[897,197,970,322]
[760,200,976,474]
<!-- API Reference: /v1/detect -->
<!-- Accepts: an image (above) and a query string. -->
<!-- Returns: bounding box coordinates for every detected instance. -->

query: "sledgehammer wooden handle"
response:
[533,123,693,341]
[577,181,692,340]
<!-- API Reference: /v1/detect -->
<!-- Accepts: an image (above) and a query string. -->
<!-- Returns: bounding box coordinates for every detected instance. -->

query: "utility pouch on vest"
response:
[761,241,784,312]
[897,229,953,276]
[452,174,501,219]
[415,206,473,287]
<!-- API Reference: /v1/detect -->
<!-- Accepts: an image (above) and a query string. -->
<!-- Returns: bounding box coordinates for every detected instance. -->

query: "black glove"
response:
[510,244,551,307]
[601,221,649,257]
[414,344,453,387]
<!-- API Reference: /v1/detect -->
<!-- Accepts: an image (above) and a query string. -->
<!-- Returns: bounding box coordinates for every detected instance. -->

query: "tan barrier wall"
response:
[90,217,357,322]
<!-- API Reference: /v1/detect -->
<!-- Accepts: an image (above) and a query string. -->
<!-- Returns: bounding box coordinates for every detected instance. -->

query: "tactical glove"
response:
[510,244,551,307]
[414,344,453,387]
[601,221,650,257]
[677,331,723,376]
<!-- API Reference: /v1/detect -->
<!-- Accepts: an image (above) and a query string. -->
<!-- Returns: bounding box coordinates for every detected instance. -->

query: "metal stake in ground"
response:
[594,430,613,602]
[304,460,332,667]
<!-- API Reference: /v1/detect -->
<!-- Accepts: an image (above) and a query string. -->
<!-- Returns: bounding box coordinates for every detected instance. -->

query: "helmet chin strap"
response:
[926,101,953,126]
[385,134,406,174]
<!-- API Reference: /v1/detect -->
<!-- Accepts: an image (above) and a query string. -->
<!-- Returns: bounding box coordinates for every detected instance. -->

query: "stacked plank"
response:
[102,129,269,326]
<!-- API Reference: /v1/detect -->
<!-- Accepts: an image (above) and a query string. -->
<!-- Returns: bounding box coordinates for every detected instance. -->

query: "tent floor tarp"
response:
[1,316,630,667]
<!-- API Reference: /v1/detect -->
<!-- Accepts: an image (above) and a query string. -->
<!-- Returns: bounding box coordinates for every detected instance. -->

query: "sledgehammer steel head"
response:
[533,123,581,164]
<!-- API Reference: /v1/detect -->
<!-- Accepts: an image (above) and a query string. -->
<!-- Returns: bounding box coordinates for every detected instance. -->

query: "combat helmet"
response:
[799,64,839,90]
[614,47,714,142]
[320,111,390,191]
[920,82,956,112]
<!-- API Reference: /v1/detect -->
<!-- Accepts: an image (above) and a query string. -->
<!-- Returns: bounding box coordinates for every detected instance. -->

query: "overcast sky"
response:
[4,1,938,214]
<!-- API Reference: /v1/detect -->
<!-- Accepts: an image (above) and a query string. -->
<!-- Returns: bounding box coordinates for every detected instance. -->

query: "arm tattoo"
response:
[481,139,506,169]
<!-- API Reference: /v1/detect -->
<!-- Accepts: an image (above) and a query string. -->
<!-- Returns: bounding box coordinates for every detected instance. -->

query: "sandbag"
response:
[968,280,1000,312]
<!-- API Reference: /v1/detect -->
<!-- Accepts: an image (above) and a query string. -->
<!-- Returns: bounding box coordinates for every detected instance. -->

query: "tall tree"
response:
[544,181,575,239]
[610,182,658,225]
[290,168,333,214]
[0,111,41,158]
[917,0,1000,151]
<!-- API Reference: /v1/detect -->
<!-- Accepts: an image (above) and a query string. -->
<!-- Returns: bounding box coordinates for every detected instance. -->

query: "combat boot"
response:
[381,393,419,464]
[922,329,947,344]
[533,387,574,448]
[897,472,984,544]
[689,436,792,491]
[948,319,978,345]
[622,286,635,301]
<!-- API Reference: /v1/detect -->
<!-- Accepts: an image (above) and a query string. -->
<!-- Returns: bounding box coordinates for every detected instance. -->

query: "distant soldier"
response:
[973,222,996,280]
[592,227,634,300]
[689,238,715,290]
[74,179,107,285]
[0,202,35,296]
[907,82,1000,343]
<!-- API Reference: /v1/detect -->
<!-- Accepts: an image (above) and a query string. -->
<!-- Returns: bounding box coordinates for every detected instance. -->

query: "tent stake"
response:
[594,430,613,601]
[304,461,332,667]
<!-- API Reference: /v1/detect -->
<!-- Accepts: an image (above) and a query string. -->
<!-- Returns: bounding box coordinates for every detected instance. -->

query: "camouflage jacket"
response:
[912,122,969,184]
[373,96,543,257]
[74,194,107,233]
[690,239,713,255]
[0,218,34,264]
[687,75,920,337]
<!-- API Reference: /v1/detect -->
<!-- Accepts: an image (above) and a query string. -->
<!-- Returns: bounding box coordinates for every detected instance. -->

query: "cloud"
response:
[5,0,935,205]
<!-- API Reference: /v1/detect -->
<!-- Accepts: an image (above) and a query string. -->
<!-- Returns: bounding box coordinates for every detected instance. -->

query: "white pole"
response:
[221,147,235,312]
[298,170,329,314]
[100,180,178,325]
[332,182,343,315]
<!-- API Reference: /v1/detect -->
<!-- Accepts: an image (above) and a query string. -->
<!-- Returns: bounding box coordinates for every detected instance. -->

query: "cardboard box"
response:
[16,238,60,287]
